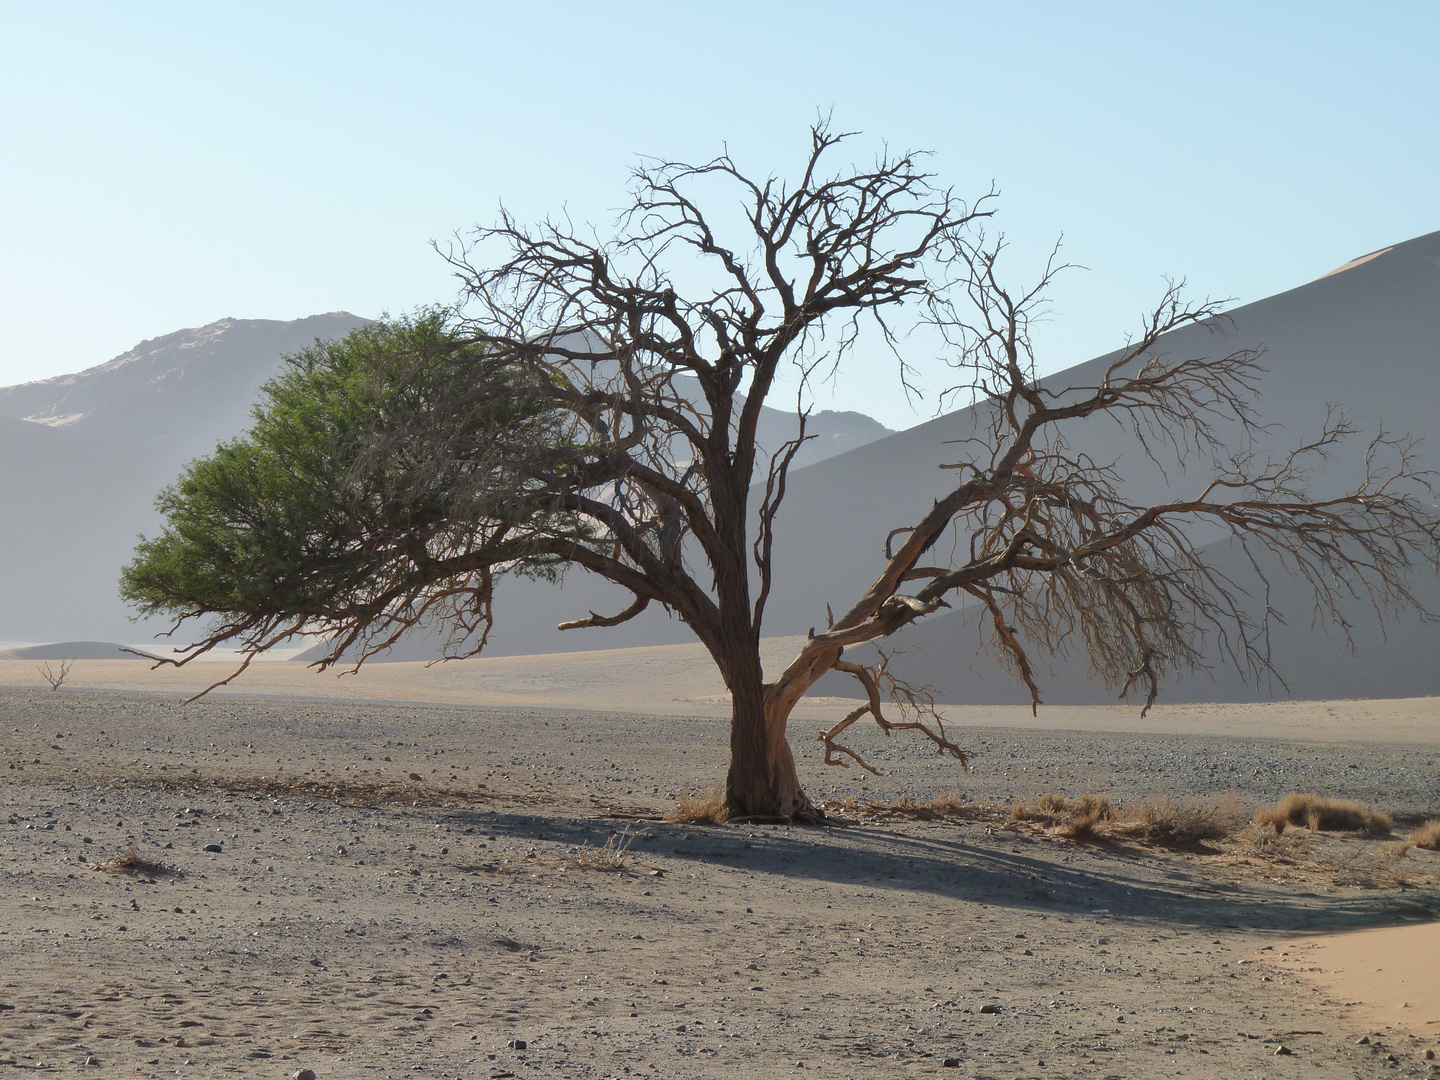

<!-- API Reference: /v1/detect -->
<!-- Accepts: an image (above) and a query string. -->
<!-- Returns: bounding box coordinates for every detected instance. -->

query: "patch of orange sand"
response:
[1275,922,1440,1036]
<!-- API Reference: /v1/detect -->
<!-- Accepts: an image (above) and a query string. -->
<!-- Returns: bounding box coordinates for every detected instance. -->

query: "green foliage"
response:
[121,309,576,662]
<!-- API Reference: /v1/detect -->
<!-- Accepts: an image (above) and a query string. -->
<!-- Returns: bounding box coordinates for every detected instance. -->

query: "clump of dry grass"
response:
[665,784,730,825]
[1055,794,1115,839]
[1254,793,1392,836]
[1111,793,1247,844]
[1410,819,1440,850]
[1011,793,1113,836]
[565,831,633,871]
[1012,791,1245,845]
[99,840,179,877]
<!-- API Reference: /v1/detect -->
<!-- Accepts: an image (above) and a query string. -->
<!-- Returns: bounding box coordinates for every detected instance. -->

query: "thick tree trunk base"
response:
[725,698,825,822]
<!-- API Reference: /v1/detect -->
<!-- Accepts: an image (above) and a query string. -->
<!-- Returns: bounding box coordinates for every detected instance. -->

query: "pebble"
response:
[508,1038,527,1050]
[1426,1048,1436,1060]
[292,1071,317,1080]
[942,1058,960,1068]
[1274,1044,1292,1055]
[203,843,223,853]
[979,1003,1001,1014]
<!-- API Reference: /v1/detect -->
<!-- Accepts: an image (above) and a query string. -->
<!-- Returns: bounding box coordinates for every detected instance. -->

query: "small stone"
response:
[979,1003,1001,1014]
[292,1071,317,1080]
[942,1058,961,1068]
[508,1038,527,1050]
[1274,1044,1293,1056]
[203,843,223,853]
[1426,1048,1436,1060]
[1386,1054,1399,1064]
[1357,1036,1371,1044]
[408,773,422,781]
[83,1056,99,1067]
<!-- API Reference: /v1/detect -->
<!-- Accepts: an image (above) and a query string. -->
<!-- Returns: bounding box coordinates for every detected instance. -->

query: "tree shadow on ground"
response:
[440,807,1440,933]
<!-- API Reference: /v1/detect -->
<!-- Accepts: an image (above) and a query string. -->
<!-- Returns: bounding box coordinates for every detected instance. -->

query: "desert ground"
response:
[2,652,1439,1079]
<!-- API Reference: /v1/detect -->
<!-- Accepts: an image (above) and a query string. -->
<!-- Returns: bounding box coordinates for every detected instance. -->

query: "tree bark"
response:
[722,641,813,820]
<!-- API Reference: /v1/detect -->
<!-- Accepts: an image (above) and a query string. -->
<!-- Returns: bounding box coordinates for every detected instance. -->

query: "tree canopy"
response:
[124,122,1440,820]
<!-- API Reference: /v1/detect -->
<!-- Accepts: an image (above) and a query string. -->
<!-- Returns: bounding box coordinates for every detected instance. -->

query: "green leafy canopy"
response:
[121,309,583,671]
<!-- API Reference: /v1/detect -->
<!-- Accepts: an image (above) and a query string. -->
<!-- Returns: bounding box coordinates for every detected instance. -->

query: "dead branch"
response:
[37,657,73,691]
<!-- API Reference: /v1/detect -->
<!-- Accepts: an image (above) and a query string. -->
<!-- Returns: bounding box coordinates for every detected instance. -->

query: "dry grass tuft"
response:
[1055,794,1115,839]
[1254,793,1392,836]
[1013,791,1244,845]
[665,784,730,825]
[1111,793,1248,844]
[565,831,633,871]
[1410,819,1440,850]
[1038,793,1070,816]
[99,840,179,877]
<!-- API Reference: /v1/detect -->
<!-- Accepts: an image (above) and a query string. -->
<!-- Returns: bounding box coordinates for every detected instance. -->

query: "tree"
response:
[123,122,1440,820]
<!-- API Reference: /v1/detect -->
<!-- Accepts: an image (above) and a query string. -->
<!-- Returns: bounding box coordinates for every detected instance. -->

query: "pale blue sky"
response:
[2,2,1436,428]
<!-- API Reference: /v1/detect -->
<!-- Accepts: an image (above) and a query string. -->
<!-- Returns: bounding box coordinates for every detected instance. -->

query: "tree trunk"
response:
[724,648,813,819]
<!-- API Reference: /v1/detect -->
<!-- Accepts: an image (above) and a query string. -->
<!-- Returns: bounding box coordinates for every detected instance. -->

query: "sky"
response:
[2,1,1437,430]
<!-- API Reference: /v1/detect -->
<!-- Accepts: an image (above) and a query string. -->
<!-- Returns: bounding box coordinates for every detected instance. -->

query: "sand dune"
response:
[5,638,1440,745]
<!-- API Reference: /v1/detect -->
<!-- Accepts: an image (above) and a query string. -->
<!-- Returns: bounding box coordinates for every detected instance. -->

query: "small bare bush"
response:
[566,831,633,871]
[1255,793,1392,835]
[1237,821,1311,863]
[38,658,74,691]
[99,840,178,877]
[1411,819,1440,850]
[666,784,730,825]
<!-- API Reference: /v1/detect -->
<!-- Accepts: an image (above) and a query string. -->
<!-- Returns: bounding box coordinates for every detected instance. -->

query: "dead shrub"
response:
[1255,793,1392,836]
[1038,793,1070,815]
[1113,794,1246,844]
[828,792,980,822]
[565,831,633,871]
[1410,819,1440,850]
[1055,794,1114,839]
[1236,821,1311,864]
[1011,792,1072,823]
[665,784,730,825]
[99,840,179,877]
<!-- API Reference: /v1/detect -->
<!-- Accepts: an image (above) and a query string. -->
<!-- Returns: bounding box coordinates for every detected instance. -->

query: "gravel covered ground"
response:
[2,688,1439,1079]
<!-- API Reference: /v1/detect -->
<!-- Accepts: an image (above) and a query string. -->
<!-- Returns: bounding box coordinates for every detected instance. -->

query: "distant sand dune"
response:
[3,636,1439,744]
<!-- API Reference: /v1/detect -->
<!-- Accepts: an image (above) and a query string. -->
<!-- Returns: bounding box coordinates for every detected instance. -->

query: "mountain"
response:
[0,313,370,462]
[802,230,1440,703]
[0,315,370,643]
[0,315,894,647]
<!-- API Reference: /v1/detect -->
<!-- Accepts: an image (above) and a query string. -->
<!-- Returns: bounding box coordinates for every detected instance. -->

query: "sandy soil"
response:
[2,679,1439,1079]
[1275,922,1440,1035]
[5,645,1440,743]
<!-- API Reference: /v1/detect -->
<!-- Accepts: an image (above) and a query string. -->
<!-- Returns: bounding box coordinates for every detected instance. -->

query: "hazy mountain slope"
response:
[0,315,370,642]
[801,230,1440,703]
[301,231,1440,677]
[0,313,370,461]
[1,316,894,648]
[812,531,1440,705]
